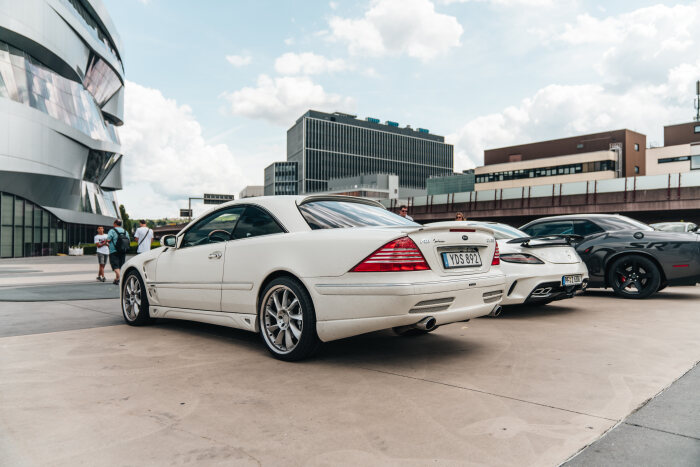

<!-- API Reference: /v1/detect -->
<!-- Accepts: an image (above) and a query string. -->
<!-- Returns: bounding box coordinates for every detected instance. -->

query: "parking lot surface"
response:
[1,258,699,466]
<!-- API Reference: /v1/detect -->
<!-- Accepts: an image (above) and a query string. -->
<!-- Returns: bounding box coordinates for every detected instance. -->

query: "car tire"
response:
[121,270,152,326]
[607,255,661,299]
[259,277,320,361]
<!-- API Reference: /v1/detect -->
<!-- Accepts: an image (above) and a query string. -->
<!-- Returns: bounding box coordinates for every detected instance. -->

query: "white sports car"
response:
[120,196,506,360]
[452,221,589,310]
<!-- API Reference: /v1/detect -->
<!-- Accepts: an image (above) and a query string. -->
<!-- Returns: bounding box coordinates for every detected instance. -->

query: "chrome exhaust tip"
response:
[415,316,437,331]
[488,305,503,317]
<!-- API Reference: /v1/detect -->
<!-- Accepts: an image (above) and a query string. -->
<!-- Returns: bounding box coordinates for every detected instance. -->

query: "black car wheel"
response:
[607,255,661,299]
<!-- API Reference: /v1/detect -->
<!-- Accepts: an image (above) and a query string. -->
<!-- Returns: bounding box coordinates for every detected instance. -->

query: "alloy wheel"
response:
[122,275,142,321]
[262,285,303,354]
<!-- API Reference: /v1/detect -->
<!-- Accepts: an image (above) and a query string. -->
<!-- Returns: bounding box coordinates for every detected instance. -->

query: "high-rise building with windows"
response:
[286,110,454,194]
[0,0,125,257]
[264,161,298,196]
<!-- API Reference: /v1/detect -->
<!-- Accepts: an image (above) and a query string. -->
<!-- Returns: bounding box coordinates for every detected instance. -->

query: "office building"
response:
[646,122,700,175]
[476,129,645,191]
[427,170,475,195]
[0,0,125,257]
[286,110,453,194]
[264,161,298,196]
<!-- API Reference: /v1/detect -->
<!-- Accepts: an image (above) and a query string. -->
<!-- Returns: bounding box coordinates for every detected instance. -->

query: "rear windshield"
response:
[299,200,420,229]
[599,216,653,231]
[479,223,528,240]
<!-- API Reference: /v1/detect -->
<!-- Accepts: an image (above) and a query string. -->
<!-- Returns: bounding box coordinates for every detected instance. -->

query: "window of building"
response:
[634,143,640,151]
[694,125,700,134]
[634,166,639,174]
[659,156,690,163]
[576,143,584,149]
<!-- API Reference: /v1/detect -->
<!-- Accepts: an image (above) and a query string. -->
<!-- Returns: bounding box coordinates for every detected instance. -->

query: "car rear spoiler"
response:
[506,234,583,247]
[409,222,496,236]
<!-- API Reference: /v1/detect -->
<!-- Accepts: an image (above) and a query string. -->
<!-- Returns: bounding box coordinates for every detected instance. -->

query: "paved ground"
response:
[0,256,699,466]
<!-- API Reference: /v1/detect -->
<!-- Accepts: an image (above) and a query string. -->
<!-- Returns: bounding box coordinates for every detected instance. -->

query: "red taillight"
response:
[449,228,476,232]
[351,237,430,272]
[491,242,500,265]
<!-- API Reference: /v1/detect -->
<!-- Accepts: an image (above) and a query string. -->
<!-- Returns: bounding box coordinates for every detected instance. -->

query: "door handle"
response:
[208,251,222,259]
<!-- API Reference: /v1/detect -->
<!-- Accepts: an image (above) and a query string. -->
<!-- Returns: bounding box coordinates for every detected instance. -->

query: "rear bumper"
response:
[523,280,587,304]
[500,263,589,305]
[306,272,506,342]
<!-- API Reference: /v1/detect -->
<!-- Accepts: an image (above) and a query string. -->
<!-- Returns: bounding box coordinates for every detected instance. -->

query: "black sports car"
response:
[519,214,700,299]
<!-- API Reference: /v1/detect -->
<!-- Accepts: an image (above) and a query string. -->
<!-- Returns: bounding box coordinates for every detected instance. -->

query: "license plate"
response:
[442,250,482,269]
[562,274,583,286]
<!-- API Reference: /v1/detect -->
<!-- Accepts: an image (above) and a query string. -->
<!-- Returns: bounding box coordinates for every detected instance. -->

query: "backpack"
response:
[116,229,130,253]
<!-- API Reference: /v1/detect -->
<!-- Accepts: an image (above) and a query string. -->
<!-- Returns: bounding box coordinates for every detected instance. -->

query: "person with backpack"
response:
[107,219,130,285]
[134,219,154,254]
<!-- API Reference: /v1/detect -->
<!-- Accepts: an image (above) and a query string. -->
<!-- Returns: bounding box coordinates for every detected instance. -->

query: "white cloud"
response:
[546,2,700,86]
[226,54,252,67]
[223,74,355,126]
[440,0,555,5]
[118,81,248,218]
[284,37,295,46]
[328,0,463,60]
[274,52,348,75]
[449,58,700,169]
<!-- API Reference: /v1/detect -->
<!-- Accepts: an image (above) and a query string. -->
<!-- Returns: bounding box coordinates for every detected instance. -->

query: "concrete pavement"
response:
[0,256,699,465]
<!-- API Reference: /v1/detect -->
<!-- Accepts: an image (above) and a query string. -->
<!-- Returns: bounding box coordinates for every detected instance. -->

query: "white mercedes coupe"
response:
[120,196,506,360]
[456,221,589,310]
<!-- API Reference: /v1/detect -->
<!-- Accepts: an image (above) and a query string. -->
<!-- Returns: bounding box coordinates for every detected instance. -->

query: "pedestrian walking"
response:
[107,219,130,285]
[455,212,465,221]
[94,226,109,282]
[399,205,414,221]
[134,220,154,254]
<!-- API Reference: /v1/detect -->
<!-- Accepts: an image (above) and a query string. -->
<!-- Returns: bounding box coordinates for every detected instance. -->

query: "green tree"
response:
[119,204,134,234]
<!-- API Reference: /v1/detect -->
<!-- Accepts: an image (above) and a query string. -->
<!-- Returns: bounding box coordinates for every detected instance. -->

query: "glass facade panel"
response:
[0,40,120,144]
[84,55,121,105]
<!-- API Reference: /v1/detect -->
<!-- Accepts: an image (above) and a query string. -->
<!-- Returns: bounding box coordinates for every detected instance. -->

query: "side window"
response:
[181,206,245,248]
[524,221,574,236]
[232,206,284,240]
[574,220,604,236]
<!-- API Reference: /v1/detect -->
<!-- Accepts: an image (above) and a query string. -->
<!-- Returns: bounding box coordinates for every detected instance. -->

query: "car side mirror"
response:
[161,235,177,248]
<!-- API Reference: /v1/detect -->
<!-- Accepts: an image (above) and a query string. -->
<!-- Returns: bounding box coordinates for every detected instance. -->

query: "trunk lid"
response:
[405,222,497,276]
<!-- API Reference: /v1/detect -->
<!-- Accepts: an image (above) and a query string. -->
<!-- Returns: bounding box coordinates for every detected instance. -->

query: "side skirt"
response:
[149,306,257,333]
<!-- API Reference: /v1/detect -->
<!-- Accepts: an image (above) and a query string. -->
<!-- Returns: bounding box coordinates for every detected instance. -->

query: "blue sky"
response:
[104,0,700,217]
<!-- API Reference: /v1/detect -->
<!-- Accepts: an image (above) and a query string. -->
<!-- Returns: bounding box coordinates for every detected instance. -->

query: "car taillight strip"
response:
[351,236,430,272]
[491,242,500,266]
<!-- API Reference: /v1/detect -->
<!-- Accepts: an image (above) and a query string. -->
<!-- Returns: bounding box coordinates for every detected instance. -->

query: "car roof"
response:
[181,195,387,235]
[524,214,627,223]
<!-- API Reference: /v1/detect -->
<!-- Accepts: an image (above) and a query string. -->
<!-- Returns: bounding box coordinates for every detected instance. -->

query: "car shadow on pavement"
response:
[318,330,487,366]
[155,318,263,349]
[582,289,699,300]
[492,303,580,320]
[153,317,487,365]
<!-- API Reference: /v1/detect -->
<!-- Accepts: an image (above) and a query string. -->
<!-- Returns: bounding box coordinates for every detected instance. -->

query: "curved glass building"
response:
[0,0,125,257]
